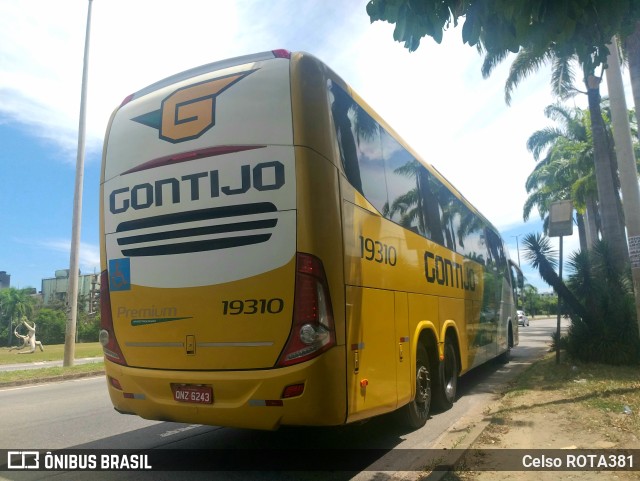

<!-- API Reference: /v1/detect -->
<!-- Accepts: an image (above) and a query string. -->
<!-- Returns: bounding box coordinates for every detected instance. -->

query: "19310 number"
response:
[359,235,397,266]
[222,298,284,315]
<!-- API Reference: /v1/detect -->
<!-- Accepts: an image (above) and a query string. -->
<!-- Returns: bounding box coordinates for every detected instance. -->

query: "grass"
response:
[0,342,104,386]
[441,353,640,480]
[503,352,640,437]
[0,342,103,364]
[1,362,105,385]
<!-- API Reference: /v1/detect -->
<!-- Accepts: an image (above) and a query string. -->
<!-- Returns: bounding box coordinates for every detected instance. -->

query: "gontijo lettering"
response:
[109,161,285,214]
[424,250,476,291]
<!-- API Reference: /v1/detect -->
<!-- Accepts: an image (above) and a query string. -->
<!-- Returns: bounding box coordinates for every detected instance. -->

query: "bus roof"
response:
[121,50,290,106]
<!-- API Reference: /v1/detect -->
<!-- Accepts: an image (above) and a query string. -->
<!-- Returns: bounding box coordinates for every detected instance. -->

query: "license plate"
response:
[171,384,213,404]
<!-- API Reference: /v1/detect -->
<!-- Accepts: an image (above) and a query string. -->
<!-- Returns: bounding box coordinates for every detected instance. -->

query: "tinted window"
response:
[330,82,387,214]
[381,130,425,235]
[329,81,500,266]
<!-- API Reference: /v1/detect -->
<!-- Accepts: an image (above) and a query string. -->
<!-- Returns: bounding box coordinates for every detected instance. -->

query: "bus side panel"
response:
[496,276,517,356]
[394,291,412,407]
[438,296,465,354]
[290,52,343,167]
[345,285,397,422]
[462,300,482,373]
[294,146,346,348]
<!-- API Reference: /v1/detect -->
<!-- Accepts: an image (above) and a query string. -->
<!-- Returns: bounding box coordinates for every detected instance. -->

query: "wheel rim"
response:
[443,345,457,398]
[415,364,431,418]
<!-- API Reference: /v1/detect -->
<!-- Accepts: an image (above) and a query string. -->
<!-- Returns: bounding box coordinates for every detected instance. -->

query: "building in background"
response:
[41,270,100,313]
[0,271,10,289]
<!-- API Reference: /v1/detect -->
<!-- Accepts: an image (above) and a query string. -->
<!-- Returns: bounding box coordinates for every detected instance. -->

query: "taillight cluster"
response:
[277,253,336,367]
[99,270,127,366]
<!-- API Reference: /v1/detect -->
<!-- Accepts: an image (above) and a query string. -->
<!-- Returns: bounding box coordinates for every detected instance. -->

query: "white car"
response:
[517,310,529,327]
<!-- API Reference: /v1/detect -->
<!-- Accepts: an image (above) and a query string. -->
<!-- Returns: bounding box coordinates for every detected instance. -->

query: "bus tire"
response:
[433,336,458,410]
[497,324,513,364]
[401,343,431,429]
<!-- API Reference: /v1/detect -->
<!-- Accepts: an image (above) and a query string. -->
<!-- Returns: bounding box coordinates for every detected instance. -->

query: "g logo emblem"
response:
[132,70,256,143]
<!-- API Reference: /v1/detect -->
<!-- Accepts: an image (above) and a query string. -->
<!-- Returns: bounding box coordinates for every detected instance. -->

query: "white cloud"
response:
[0,0,601,232]
[34,239,100,276]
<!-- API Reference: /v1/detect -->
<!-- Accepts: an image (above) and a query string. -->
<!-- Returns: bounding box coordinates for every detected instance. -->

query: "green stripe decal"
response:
[131,317,192,326]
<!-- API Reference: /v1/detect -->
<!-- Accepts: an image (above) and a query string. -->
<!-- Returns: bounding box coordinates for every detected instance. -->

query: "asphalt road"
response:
[0,317,566,481]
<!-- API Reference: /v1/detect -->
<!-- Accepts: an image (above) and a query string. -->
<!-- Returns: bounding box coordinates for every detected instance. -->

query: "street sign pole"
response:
[548,200,573,365]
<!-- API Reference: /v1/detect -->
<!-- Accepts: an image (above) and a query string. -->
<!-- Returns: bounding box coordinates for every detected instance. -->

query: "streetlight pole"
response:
[64,0,94,367]
[511,234,521,267]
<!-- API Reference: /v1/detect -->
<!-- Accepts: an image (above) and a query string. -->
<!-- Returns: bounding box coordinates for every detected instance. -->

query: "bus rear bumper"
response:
[104,347,346,430]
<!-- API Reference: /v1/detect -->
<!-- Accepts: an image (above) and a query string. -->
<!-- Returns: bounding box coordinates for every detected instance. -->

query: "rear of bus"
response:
[99,50,347,430]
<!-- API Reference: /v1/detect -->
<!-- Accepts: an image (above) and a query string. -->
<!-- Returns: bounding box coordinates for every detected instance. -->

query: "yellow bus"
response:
[100,49,521,431]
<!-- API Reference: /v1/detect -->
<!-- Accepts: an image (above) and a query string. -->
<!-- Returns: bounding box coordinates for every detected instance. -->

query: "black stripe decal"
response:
[117,219,277,246]
[116,203,277,233]
[121,234,271,257]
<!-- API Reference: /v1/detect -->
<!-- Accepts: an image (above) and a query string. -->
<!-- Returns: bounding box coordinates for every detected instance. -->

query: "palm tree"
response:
[566,241,639,365]
[0,287,36,345]
[523,104,599,251]
[623,21,640,138]
[521,233,587,320]
[482,45,629,271]
[523,232,640,365]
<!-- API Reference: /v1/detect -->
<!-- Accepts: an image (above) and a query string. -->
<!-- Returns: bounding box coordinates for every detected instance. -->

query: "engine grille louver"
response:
[116,202,278,257]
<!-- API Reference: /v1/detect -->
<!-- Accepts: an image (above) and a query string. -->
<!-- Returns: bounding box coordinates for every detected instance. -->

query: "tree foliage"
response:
[522,233,589,319]
[33,308,67,345]
[0,290,100,346]
[0,288,37,346]
[566,241,640,364]
[523,233,640,364]
[367,0,640,72]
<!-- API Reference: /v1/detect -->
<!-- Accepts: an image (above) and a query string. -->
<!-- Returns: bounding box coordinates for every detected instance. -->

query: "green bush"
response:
[77,313,100,342]
[524,234,640,365]
[566,242,640,365]
[33,308,67,345]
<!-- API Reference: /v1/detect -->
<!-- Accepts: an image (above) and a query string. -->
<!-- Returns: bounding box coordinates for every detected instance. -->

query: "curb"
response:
[417,413,493,480]
[0,369,105,388]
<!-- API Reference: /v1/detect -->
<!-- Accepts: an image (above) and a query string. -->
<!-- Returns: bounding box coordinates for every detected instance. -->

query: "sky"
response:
[2,0,622,294]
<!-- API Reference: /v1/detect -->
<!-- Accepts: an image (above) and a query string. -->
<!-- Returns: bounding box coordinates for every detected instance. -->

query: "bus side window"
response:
[330,82,388,215]
[330,82,364,194]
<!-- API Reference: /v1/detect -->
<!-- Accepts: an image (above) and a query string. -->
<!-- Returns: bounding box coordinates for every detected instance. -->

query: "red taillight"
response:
[120,93,135,107]
[272,49,291,59]
[99,270,127,366]
[109,377,123,390]
[277,253,336,367]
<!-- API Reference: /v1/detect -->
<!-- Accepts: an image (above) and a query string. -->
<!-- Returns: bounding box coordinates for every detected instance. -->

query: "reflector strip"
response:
[123,393,146,400]
[198,341,273,347]
[249,400,284,407]
[125,342,183,347]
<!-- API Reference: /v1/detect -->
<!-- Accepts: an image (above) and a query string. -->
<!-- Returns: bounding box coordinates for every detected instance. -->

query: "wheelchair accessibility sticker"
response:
[109,258,131,291]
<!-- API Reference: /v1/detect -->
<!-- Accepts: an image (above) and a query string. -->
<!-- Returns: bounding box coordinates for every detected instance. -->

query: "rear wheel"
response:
[433,336,458,410]
[401,343,431,429]
[497,324,513,364]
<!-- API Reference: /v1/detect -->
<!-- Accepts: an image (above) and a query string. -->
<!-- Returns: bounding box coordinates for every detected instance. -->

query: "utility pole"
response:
[606,37,640,330]
[511,234,521,266]
[64,0,94,367]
